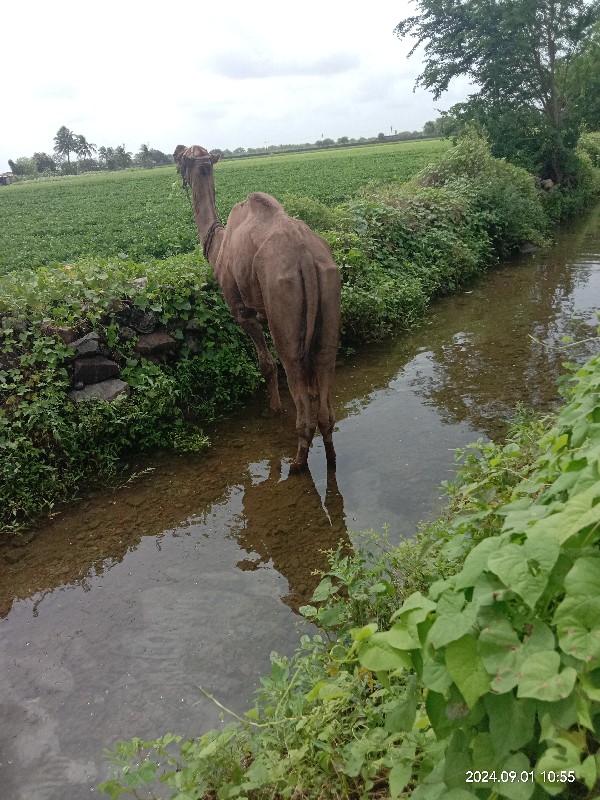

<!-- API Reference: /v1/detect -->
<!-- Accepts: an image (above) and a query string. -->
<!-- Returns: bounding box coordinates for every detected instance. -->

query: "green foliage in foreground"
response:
[100,345,600,798]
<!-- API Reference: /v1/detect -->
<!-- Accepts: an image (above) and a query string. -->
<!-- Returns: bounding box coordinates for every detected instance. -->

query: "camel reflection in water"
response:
[232,462,349,611]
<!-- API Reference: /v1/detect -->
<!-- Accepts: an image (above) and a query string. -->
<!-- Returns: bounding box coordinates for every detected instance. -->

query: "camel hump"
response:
[246,192,285,215]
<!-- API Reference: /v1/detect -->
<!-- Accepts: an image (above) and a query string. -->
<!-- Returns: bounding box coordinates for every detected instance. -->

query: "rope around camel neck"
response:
[202,219,224,260]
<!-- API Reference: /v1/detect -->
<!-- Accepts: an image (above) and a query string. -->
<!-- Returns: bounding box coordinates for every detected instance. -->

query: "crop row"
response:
[0,140,449,275]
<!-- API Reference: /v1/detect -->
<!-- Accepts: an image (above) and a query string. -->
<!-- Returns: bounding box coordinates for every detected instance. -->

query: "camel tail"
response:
[299,254,322,395]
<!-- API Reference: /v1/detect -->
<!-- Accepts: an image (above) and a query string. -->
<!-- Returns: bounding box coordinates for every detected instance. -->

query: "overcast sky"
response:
[1,0,471,172]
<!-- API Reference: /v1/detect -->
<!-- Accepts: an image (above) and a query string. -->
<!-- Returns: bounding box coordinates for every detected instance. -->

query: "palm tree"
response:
[136,143,152,169]
[74,135,97,161]
[53,126,77,164]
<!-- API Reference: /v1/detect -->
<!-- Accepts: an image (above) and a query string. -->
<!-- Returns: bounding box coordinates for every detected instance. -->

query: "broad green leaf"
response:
[311,576,335,602]
[426,596,478,649]
[471,732,497,771]
[554,596,600,663]
[444,730,472,788]
[517,652,577,701]
[575,688,594,731]
[423,648,454,693]
[472,571,512,608]
[454,537,503,590]
[580,667,600,701]
[351,623,379,642]
[527,482,600,544]
[385,675,418,733]
[563,555,600,596]
[484,694,535,760]
[487,529,560,608]
[389,762,412,797]
[479,618,521,693]
[445,635,491,708]
[578,754,597,790]
[497,753,534,800]
[386,615,423,650]
[358,634,411,672]
[390,591,436,620]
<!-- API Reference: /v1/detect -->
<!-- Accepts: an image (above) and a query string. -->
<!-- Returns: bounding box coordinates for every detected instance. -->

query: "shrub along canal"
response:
[1,206,600,799]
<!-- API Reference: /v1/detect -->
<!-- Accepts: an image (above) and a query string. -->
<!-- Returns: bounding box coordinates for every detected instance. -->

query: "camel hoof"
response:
[289,460,308,474]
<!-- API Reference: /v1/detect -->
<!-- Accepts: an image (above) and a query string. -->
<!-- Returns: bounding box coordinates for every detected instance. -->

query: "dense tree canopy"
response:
[396,0,600,180]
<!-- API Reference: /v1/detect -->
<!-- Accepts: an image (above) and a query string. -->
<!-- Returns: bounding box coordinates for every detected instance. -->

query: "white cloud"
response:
[211,52,360,80]
[0,0,470,170]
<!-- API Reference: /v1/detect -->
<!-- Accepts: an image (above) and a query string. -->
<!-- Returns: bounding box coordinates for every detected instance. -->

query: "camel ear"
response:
[210,151,221,165]
[173,145,187,165]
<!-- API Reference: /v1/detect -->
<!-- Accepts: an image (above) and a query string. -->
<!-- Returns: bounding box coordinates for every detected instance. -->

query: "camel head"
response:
[173,144,220,187]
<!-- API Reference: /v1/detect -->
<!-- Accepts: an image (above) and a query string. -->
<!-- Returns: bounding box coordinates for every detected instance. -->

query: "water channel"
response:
[1,207,600,799]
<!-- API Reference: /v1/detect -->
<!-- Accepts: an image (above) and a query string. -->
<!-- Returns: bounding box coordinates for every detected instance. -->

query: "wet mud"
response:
[1,207,600,799]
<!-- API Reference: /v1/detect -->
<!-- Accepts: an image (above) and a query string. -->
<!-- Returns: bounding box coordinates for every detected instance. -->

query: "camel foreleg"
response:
[237,313,281,413]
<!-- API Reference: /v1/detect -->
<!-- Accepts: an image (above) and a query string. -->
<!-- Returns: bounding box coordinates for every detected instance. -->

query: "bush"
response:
[280,193,339,231]
[577,132,600,168]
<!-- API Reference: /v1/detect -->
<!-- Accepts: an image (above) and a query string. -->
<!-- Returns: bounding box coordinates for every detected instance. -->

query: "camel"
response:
[173,144,342,473]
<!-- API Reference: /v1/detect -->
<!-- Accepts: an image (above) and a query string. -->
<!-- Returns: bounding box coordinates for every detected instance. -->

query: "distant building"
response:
[0,172,13,185]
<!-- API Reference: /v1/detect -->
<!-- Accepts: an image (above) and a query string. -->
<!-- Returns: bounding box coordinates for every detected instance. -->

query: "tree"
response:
[74,135,97,162]
[53,126,78,165]
[395,0,600,181]
[33,152,57,173]
[567,21,600,130]
[97,145,132,171]
[8,157,37,176]
[135,143,153,168]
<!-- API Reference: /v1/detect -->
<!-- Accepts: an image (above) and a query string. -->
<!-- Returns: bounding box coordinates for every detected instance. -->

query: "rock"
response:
[69,378,130,403]
[130,277,148,289]
[1,316,28,333]
[40,323,79,344]
[184,333,203,354]
[73,356,120,385]
[135,332,178,357]
[540,178,554,190]
[129,307,157,334]
[185,319,203,333]
[69,332,101,357]
[119,326,137,341]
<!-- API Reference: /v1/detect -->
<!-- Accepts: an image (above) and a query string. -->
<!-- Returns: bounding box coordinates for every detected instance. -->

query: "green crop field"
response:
[0,139,449,275]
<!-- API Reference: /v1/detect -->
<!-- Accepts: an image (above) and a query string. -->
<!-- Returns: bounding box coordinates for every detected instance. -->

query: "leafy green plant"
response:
[98,349,600,799]
[356,350,600,797]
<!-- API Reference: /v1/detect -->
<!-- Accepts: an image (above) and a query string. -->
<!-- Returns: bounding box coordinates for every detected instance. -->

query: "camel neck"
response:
[189,176,223,263]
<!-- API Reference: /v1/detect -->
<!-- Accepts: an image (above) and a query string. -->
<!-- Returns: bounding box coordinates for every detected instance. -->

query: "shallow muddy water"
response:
[1,207,600,799]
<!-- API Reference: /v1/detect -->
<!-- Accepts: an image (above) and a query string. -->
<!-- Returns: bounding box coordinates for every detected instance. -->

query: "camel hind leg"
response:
[313,266,340,470]
[287,367,318,473]
[317,375,336,469]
